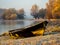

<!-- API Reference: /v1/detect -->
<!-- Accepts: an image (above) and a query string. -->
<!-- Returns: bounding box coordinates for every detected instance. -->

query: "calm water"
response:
[0,20,36,34]
[0,19,60,34]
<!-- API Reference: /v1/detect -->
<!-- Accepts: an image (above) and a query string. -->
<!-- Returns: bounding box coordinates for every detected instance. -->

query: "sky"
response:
[0,0,48,9]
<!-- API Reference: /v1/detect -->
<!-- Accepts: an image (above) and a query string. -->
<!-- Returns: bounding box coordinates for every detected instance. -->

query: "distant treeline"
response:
[0,8,25,20]
[0,8,46,20]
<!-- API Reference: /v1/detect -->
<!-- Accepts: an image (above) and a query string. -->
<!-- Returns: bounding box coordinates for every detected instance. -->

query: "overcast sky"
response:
[0,0,48,11]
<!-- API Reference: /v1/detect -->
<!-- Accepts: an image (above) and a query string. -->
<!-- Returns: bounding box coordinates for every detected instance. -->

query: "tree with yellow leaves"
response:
[52,0,60,19]
[46,0,60,19]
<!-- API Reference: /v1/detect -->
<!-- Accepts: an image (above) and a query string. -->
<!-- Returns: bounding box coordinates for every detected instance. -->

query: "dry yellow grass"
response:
[46,25,60,32]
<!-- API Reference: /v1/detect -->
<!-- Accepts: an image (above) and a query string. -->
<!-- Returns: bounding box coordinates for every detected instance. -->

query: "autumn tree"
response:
[31,4,39,19]
[52,0,60,19]
[3,8,17,20]
[45,0,60,19]
[17,8,25,19]
[38,8,46,19]
[45,3,53,19]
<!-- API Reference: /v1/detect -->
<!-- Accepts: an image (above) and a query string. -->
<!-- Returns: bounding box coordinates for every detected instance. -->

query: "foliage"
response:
[52,0,60,19]
[38,9,46,18]
[2,8,17,20]
[31,4,39,19]
[17,8,25,19]
[46,0,60,19]
[17,8,24,15]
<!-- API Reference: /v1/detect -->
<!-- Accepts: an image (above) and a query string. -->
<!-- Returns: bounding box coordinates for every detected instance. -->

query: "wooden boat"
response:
[0,21,48,38]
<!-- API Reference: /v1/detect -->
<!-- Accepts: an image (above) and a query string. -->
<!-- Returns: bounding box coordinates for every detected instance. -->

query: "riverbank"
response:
[0,33,60,45]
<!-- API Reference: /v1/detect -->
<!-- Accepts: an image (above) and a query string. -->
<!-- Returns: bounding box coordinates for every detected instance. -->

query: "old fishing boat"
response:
[0,21,48,39]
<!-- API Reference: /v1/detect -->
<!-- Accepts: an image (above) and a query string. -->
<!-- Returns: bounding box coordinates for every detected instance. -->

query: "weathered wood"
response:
[9,21,48,38]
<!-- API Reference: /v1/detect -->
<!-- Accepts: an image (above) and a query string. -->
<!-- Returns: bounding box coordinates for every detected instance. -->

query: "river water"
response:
[0,20,36,34]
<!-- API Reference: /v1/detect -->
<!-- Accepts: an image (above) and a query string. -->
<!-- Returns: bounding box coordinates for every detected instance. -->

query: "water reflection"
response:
[2,20,25,26]
[0,20,34,34]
